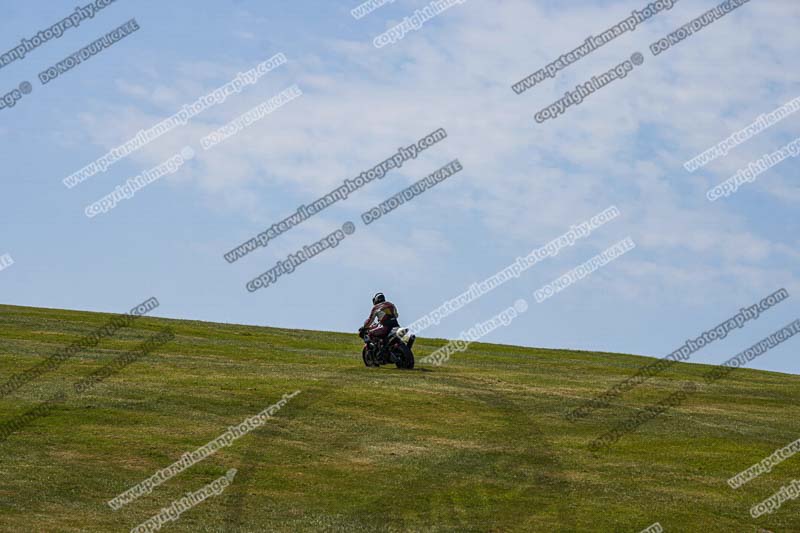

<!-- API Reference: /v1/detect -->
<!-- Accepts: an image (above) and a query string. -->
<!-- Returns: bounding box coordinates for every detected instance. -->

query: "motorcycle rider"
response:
[359,292,399,345]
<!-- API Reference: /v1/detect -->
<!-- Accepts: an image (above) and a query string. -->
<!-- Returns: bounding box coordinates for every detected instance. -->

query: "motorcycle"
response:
[360,326,415,369]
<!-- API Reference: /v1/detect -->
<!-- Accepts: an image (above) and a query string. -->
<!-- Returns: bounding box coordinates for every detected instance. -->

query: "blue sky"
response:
[1,0,798,374]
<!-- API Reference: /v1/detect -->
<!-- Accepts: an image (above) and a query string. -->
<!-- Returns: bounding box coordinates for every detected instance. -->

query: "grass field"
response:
[0,303,798,532]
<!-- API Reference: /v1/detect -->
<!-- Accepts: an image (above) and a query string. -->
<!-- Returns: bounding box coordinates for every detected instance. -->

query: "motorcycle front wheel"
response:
[362,345,379,367]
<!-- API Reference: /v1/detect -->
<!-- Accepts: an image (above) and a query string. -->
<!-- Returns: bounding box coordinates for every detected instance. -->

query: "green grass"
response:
[0,303,798,532]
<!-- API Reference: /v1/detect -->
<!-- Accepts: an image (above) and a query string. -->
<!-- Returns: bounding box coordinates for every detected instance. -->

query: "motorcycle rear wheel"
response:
[392,344,414,370]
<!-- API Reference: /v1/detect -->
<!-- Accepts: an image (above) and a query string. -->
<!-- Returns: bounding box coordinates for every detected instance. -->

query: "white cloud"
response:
[71,0,799,304]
